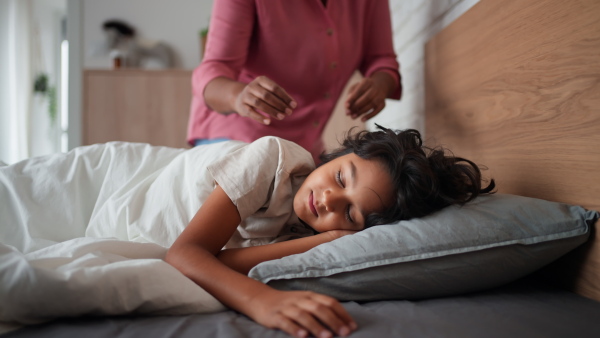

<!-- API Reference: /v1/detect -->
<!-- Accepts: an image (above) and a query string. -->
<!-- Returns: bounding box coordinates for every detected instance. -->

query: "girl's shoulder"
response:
[249,136,316,174]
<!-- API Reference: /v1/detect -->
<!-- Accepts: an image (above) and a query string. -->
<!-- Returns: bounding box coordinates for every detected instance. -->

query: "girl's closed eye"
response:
[346,205,354,223]
[336,170,354,223]
[336,170,345,188]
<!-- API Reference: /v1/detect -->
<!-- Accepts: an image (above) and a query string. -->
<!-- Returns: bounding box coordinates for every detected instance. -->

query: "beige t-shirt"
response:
[208,136,316,248]
[84,137,316,249]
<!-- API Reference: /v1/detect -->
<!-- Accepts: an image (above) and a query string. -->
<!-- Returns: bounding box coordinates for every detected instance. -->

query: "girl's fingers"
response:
[250,290,356,337]
[311,294,356,332]
[274,314,309,338]
[291,296,354,337]
[284,307,332,338]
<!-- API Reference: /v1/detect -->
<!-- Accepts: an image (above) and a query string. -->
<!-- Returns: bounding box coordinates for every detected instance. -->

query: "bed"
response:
[2,0,600,336]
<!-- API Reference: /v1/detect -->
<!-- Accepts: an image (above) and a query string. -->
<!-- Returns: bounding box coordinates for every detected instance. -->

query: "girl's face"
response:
[293,153,394,233]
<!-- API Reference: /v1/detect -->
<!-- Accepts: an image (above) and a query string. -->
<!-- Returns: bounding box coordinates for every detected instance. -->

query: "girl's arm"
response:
[165,185,356,338]
[217,229,354,275]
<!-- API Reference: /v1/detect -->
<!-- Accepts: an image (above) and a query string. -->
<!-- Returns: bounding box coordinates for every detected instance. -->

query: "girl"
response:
[166,126,495,338]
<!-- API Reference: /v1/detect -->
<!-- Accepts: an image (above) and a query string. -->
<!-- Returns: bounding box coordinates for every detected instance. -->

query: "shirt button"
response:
[313,121,320,127]
[291,227,297,233]
[324,92,331,99]
[330,61,338,69]
[327,28,334,36]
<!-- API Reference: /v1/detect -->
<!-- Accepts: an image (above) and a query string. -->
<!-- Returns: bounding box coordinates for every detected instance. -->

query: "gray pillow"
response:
[249,194,597,301]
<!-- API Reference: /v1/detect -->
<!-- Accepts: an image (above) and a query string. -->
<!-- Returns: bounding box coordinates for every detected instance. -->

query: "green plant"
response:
[47,86,57,123]
[33,73,49,94]
[33,72,57,124]
[199,27,209,38]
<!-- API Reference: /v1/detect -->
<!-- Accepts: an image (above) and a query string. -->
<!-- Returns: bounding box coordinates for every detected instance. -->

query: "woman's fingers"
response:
[345,78,387,121]
[245,85,288,120]
[345,80,370,115]
[236,76,296,125]
[239,103,271,125]
[359,100,385,121]
[255,76,296,112]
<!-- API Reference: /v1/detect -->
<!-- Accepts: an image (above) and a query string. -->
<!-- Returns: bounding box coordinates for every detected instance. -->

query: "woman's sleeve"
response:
[191,0,256,99]
[359,0,402,99]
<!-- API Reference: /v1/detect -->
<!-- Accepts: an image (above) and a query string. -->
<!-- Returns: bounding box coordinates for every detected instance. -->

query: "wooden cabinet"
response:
[83,69,365,151]
[83,69,192,148]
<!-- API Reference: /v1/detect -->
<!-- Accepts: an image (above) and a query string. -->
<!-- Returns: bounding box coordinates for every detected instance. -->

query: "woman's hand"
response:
[233,76,297,125]
[345,71,398,122]
[247,288,357,338]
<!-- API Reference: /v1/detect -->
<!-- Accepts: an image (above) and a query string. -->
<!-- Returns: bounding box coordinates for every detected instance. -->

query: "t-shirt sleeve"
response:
[207,136,314,223]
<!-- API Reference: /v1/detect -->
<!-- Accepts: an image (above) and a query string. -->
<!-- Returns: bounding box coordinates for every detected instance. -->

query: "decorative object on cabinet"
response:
[97,20,175,68]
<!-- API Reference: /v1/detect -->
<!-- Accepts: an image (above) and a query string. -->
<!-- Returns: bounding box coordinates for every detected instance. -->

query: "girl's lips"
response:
[309,191,318,217]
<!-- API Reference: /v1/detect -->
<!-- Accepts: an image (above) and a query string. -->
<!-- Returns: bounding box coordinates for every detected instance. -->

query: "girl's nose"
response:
[322,189,342,212]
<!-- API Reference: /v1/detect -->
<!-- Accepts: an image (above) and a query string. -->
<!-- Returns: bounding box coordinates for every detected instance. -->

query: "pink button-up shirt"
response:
[187,0,401,158]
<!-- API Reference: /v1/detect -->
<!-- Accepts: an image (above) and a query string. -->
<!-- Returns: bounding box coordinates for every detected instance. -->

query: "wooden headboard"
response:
[425,0,600,301]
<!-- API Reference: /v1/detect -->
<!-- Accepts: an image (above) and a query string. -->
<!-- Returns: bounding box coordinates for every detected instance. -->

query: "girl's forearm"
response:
[164,184,265,312]
[217,232,337,275]
[165,242,272,314]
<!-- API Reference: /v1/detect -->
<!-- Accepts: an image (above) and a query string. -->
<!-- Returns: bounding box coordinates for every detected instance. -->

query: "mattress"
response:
[4,277,600,338]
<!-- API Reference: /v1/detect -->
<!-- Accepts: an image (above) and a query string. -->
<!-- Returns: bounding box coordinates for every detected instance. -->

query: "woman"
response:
[188,0,402,161]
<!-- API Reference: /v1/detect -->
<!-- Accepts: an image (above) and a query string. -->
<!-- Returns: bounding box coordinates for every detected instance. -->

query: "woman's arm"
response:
[198,0,296,126]
[165,185,356,338]
[204,76,296,126]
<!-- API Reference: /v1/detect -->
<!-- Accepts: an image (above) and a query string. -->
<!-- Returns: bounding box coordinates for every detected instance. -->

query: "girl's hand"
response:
[247,288,357,338]
[325,230,359,241]
[233,76,297,125]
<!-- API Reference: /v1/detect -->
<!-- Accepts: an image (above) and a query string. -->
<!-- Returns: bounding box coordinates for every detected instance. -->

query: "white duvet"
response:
[0,142,258,324]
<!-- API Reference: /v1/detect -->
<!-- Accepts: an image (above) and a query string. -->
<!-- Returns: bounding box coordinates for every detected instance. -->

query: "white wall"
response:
[30,0,65,158]
[0,0,66,164]
[0,1,11,164]
[83,0,213,69]
[369,0,480,136]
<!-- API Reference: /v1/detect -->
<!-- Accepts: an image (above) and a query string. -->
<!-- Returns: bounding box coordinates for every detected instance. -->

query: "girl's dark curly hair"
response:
[319,125,495,228]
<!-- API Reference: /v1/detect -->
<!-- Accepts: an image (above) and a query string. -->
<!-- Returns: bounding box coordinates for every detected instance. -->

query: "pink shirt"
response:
[187,0,401,158]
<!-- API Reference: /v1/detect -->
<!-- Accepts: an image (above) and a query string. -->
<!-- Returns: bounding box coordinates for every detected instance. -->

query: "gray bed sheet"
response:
[4,277,600,338]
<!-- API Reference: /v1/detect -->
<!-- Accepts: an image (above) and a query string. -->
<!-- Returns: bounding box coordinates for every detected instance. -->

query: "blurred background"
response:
[0,0,479,164]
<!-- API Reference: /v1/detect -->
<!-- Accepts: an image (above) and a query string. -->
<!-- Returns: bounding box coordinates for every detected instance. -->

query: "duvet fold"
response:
[0,142,229,324]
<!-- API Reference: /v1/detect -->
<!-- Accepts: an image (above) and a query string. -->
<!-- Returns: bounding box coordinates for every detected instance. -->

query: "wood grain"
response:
[425,0,600,301]
[84,69,193,148]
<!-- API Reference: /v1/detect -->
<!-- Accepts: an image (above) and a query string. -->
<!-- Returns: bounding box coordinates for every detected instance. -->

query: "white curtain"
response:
[0,0,33,164]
